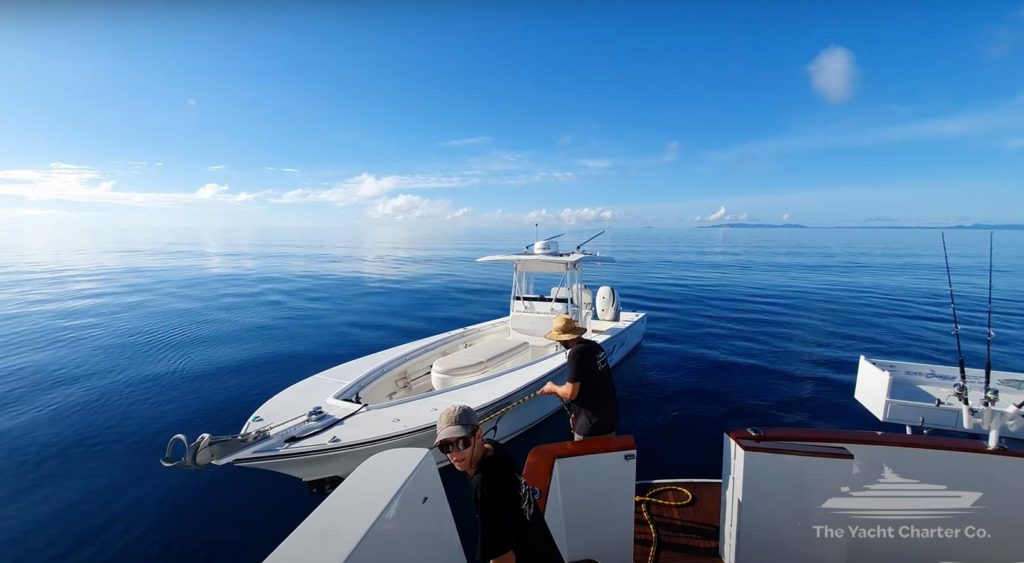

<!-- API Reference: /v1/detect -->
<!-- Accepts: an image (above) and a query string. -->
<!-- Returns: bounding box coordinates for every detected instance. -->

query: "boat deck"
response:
[633,480,723,563]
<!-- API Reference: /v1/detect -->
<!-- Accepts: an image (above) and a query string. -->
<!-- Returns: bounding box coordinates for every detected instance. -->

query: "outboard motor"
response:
[595,286,620,321]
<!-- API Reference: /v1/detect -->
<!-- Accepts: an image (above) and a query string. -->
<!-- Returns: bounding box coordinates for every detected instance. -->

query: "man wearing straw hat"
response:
[434,404,564,563]
[539,314,618,440]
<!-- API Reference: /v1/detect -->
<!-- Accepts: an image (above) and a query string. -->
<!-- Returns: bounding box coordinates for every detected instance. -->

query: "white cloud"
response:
[706,205,728,222]
[783,212,792,221]
[207,165,227,171]
[483,209,517,221]
[737,212,750,221]
[526,209,552,222]
[369,194,469,220]
[0,163,115,203]
[467,151,526,172]
[503,171,578,185]
[438,136,492,147]
[0,207,59,216]
[196,183,229,199]
[264,167,301,172]
[0,163,263,207]
[559,207,615,224]
[524,207,615,225]
[707,98,1024,163]
[807,46,857,104]
[278,172,476,206]
[663,140,680,161]
[576,159,612,169]
[50,162,88,170]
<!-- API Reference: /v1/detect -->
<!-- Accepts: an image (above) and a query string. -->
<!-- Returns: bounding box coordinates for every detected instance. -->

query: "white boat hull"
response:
[228,313,646,482]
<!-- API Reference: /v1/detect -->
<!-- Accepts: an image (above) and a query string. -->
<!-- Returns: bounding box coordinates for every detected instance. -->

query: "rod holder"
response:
[961,402,974,430]
[987,411,1003,449]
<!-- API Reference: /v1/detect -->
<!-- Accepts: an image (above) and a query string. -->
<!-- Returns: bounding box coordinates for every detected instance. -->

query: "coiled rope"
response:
[635,485,694,563]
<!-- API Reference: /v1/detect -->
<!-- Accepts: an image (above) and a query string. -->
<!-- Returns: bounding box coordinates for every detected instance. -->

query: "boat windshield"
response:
[511,267,582,318]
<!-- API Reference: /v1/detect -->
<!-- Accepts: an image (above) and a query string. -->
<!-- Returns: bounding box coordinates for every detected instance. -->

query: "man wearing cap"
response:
[435,404,564,563]
[538,314,618,440]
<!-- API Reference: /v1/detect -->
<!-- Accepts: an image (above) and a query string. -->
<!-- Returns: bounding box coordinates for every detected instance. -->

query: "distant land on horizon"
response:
[698,223,1024,230]
[698,223,809,229]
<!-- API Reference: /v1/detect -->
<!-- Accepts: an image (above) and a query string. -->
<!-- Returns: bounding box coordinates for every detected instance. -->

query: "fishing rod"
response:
[941,233,971,417]
[984,231,995,393]
[575,230,606,252]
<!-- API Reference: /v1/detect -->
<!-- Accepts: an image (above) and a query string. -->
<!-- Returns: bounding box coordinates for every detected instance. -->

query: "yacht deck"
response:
[633,480,723,563]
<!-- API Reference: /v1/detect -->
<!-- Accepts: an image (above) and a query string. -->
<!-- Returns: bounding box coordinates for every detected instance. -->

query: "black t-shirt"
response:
[566,339,618,436]
[470,440,564,563]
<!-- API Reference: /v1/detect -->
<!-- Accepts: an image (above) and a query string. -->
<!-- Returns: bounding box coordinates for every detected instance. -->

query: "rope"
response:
[480,390,542,424]
[478,389,575,432]
[635,485,694,563]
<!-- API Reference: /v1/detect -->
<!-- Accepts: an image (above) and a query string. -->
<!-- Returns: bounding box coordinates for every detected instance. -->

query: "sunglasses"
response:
[437,436,474,455]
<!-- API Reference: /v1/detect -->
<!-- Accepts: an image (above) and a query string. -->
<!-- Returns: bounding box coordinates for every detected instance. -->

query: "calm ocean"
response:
[1,226,1021,562]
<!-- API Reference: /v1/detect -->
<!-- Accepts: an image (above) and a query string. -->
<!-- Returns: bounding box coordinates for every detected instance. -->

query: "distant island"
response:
[858,224,1024,230]
[699,223,1023,230]
[700,223,809,229]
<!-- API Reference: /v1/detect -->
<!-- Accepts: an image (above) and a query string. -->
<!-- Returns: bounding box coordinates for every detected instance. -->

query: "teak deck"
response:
[633,480,723,563]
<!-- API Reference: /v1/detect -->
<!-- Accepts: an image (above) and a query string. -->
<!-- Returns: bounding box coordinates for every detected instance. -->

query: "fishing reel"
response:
[951,382,974,430]
[952,381,968,401]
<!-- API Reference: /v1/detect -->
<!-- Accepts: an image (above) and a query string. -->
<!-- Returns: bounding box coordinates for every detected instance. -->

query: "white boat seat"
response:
[431,339,531,390]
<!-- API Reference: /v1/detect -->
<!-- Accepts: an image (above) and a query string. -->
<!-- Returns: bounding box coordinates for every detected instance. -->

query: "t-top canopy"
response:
[476,252,615,273]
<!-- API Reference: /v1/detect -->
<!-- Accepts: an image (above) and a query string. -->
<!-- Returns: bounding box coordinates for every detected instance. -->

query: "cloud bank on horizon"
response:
[0,4,1021,228]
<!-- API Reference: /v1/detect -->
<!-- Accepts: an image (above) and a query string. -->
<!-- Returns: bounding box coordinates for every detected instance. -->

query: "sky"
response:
[1,2,1023,230]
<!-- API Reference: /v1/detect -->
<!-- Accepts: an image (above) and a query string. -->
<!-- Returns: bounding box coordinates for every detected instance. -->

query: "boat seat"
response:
[431,339,531,390]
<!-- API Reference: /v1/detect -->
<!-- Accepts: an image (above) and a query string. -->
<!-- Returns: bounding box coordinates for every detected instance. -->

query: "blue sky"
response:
[1,2,1023,229]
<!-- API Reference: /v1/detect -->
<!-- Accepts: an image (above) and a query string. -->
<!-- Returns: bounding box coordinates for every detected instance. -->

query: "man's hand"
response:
[539,380,580,401]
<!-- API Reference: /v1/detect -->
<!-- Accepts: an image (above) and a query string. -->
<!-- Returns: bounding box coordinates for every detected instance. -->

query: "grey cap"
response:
[434,404,479,446]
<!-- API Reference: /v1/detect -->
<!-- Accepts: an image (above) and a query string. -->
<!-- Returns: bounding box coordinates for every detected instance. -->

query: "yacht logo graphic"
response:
[821,466,983,520]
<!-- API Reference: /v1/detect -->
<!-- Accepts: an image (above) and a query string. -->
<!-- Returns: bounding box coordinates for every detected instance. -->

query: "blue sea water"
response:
[1,226,1022,562]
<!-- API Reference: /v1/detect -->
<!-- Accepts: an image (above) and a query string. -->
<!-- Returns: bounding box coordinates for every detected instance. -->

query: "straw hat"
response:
[545,314,587,341]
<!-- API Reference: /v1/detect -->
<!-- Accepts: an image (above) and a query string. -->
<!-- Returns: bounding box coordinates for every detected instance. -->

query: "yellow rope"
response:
[479,390,542,424]
[635,485,694,563]
[478,389,574,429]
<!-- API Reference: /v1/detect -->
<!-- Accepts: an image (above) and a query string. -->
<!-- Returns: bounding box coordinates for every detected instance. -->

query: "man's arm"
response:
[491,550,515,563]
[539,380,579,400]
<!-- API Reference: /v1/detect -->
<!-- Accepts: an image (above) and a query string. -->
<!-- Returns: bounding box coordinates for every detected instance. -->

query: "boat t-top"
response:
[162,232,646,487]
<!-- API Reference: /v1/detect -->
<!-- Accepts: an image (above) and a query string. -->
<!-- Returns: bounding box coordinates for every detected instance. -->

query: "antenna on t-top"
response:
[575,230,606,252]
